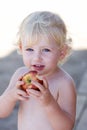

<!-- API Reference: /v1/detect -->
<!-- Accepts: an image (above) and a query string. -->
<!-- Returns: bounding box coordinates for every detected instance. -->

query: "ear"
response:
[17,43,22,55]
[59,51,66,61]
[59,44,68,60]
[19,43,22,51]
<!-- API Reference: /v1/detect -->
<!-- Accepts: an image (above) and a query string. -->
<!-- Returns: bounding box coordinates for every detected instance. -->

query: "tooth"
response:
[37,65,40,67]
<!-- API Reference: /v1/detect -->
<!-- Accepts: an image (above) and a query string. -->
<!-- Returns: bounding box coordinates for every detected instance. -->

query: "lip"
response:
[32,64,45,71]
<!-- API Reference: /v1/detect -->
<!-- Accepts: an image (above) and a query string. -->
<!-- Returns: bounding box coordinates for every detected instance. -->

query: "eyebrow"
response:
[24,45,33,48]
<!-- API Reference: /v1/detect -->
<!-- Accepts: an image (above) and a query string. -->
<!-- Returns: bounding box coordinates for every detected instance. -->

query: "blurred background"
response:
[0,0,87,130]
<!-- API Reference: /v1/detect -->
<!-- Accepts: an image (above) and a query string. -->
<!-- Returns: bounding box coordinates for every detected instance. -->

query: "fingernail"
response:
[36,75,43,80]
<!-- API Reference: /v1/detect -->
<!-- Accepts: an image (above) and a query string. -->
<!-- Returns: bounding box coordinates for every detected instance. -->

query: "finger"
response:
[26,88,41,97]
[16,80,24,88]
[18,76,23,81]
[17,89,29,97]
[16,89,29,101]
[42,77,48,89]
[37,76,48,89]
[31,80,45,92]
[18,95,29,101]
[36,75,44,85]
[36,75,43,80]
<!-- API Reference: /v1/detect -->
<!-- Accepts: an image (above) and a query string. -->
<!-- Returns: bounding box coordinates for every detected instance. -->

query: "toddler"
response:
[0,11,76,130]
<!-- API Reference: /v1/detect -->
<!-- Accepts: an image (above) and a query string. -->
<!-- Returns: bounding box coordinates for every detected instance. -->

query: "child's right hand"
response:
[15,79,29,101]
[8,78,29,102]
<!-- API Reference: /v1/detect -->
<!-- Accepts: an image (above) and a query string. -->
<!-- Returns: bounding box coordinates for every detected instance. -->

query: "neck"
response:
[45,67,60,80]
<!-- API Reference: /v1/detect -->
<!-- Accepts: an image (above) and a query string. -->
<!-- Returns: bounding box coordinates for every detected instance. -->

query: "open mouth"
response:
[32,65,45,71]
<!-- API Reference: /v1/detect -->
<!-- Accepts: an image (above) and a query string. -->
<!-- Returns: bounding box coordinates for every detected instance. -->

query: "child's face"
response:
[21,36,61,76]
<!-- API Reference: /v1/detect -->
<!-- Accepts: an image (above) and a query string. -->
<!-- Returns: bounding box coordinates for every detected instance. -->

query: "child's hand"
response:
[16,79,29,100]
[26,77,54,106]
[9,78,29,102]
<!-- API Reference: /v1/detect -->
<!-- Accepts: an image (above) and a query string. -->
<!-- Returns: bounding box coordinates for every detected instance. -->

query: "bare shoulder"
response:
[57,68,77,121]
[8,66,29,88]
[58,68,76,92]
[13,66,29,76]
[11,66,29,79]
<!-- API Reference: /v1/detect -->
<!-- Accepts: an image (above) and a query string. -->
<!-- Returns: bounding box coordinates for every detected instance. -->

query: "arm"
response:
[0,67,29,118]
[0,90,17,118]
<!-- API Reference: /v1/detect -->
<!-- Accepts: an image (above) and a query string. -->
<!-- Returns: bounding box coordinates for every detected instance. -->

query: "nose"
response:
[33,51,42,62]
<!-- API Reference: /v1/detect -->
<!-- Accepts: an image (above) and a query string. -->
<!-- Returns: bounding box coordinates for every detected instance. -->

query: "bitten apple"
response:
[21,70,43,91]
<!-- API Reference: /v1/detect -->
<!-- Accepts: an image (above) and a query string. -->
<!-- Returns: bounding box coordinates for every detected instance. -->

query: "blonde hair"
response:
[17,11,72,64]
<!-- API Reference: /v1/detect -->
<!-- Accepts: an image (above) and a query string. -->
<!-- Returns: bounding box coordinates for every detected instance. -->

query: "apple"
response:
[21,70,43,91]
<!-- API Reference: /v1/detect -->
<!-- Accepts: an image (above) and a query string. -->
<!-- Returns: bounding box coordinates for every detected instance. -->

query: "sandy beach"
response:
[0,49,87,130]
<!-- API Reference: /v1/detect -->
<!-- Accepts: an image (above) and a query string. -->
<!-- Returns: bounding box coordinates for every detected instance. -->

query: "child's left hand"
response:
[26,77,54,106]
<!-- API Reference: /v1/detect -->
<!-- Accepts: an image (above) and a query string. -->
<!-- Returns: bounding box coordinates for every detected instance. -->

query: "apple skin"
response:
[21,70,43,91]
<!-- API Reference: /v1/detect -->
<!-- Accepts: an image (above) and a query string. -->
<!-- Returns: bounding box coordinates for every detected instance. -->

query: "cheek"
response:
[22,54,30,65]
[50,53,60,63]
[52,57,59,65]
[45,55,59,65]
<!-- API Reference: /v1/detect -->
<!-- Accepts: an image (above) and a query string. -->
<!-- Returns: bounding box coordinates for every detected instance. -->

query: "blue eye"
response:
[26,48,34,51]
[42,48,51,52]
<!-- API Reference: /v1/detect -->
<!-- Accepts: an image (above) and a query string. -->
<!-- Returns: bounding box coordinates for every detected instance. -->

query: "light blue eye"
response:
[42,48,51,52]
[26,48,34,51]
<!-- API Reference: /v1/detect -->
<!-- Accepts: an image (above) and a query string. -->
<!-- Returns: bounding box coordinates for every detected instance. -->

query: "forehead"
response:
[23,35,58,48]
[23,34,58,49]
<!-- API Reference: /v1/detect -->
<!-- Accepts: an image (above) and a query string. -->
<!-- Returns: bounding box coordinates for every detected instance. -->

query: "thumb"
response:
[42,77,48,89]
